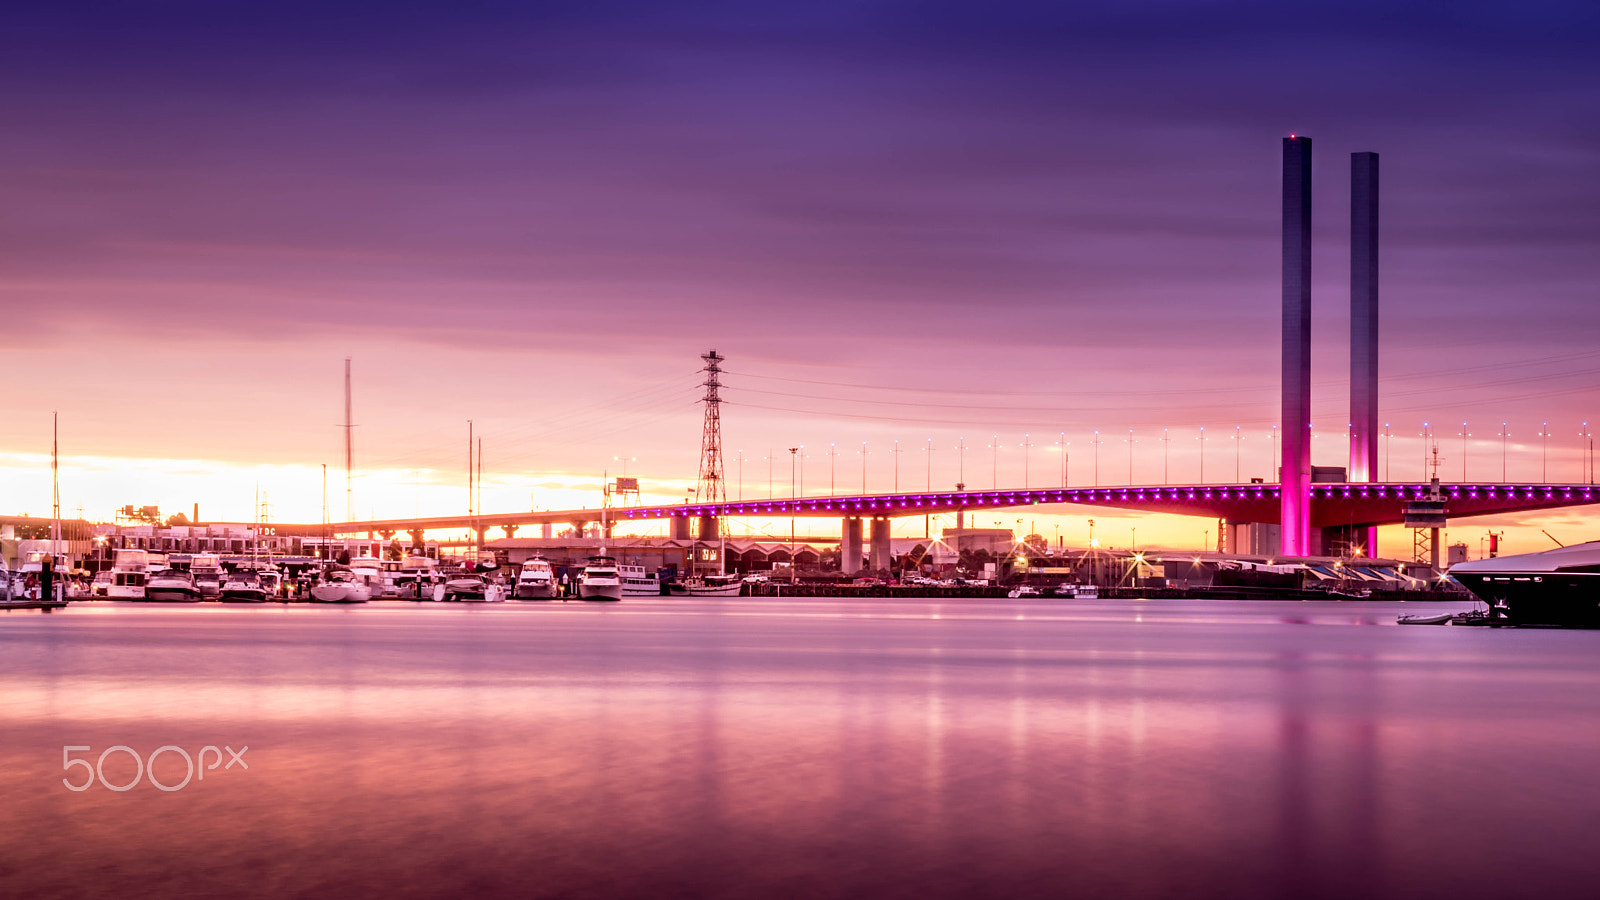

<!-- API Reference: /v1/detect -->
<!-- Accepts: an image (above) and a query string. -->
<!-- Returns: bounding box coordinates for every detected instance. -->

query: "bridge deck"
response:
[319,483,1600,534]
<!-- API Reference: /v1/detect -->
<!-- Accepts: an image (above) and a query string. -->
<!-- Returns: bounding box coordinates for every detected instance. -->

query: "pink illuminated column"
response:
[1280,136,1312,557]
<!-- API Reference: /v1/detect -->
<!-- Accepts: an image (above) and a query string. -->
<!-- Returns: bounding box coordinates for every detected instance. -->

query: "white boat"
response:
[1052,582,1099,599]
[1449,540,1600,626]
[577,555,623,601]
[620,564,663,596]
[189,554,224,599]
[670,573,744,597]
[513,557,556,599]
[310,569,370,603]
[220,570,270,603]
[144,553,169,577]
[107,549,150,599]
[392,556,441,599]
[434,573,505,602]
[1007,585,1043,599]
[145,569,203,602]
[347,557,388,599]
[90,570,113,597]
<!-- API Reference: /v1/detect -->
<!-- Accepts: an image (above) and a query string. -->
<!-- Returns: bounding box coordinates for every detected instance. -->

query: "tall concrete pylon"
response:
[1280,136,1313,557]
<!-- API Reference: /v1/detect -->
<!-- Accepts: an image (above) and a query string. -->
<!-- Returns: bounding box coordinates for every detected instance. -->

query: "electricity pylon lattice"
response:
[697,351,726,523]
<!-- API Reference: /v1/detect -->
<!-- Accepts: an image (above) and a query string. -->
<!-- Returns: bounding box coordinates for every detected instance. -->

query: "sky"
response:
[2,1,1598,556]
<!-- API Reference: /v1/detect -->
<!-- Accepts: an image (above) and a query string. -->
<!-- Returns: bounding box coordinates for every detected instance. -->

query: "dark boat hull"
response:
[1452,571,1600,626]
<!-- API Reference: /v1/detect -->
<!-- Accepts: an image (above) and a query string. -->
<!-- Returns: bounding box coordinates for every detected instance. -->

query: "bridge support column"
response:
[870,517,892,574]
[378,530,396,541]
[502,525,518,540]
[670,516,691,540]
[841,517,863,574]
[407,529,424,550]
[1280,135,1313,558]
[698,514,719,541]
[474,526,489,550]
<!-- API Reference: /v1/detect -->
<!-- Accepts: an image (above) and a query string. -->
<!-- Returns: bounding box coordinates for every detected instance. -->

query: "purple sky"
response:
[3,1,1597,545]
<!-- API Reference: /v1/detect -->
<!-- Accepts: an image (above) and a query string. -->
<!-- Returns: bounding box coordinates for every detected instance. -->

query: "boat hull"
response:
[577,582,623,601]
[514,582,555,599]
[145,587,203,602]
[310,584,369,603]
[1451,570,1600,626]
[220,588,271,603]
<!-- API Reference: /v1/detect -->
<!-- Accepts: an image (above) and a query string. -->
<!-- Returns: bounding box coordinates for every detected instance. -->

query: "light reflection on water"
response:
[4,597,1600,899]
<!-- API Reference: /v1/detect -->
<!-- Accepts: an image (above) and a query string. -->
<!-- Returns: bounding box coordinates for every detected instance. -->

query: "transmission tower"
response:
[697,350,726,523]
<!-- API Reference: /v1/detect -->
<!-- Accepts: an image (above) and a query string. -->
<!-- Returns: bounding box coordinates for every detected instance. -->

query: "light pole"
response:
[859,441,868,493]
[1021,433,1033,488]
[1460,422,1470,482]
[1499,422,1508,482]
[1092,430,1101,486]
[925,438,933,491]
[826,443,838,496]
[1383,423,1391,482]
[956,437,966,486]
[1198,427,1206,484]
[988,435,1000,489]
[1422,422,1432,480]
[1126,429,1134,484]
[789,448,798,567]
[734,450,745,501]
[1163,428,1170,484]
[892,440,902,492]
[1234,425,1241,483]
[1540,423,1549,482]
[1270,425,1278,482]
[1058,431,1068,487]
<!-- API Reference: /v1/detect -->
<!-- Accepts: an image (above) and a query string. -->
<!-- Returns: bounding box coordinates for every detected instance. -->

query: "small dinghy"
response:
[1397,612,1456,626]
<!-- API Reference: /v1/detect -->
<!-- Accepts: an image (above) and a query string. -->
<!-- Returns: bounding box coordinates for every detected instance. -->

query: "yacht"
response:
[11,551,69,601]
[577,555,624,601]
[145,569,203,602]
[620,564,663,597]
[189,554,224,599]
[220,570,270,603]
[107,549,151,599]
[1449,541,1600,626]
[393,555,442,600]
[310,568,371,603]
[669,573,744,597]
[435,573,505,602]
[347,556,388,599]
[513,557,556,599]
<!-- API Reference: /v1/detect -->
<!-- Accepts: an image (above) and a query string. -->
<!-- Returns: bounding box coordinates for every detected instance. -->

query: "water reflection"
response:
[3,598,1598,898]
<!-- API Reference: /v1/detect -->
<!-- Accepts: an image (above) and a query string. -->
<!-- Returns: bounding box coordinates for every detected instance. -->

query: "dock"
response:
[1,599,69,612]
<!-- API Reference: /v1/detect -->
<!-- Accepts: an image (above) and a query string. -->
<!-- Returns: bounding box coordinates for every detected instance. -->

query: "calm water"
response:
[4,597,1600,899]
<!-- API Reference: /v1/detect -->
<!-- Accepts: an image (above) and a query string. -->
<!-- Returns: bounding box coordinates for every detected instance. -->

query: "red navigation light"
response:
[1289,133,1296,138]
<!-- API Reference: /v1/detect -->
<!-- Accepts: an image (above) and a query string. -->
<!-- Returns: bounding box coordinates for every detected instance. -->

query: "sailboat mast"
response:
[344,358,353,523]
[51,411,60,554]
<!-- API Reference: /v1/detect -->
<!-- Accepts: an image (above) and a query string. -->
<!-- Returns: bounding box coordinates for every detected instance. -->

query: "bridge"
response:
[319,480,1599,570]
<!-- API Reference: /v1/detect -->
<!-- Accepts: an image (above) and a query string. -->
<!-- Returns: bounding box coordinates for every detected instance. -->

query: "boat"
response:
[393,556,442,599]
[90,570,113,597]
[310,568,371,603]
[219,570,271,603]
[189,554,224,599]
[434,573,505,602]
[670,573,744,597]
[1448,541,1600,626]
[1397,612,1457,626]
[107,549,151,599]
[620,564,664,596]
[145,569,203,602]
[1007,585,1043,599]
[1052,582,1099,599]
[347,556,389,598]
[577,555,623,601]
[513,557,556,599]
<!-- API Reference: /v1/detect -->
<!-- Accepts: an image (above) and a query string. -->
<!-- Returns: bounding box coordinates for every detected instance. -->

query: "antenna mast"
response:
[697,350,727,525]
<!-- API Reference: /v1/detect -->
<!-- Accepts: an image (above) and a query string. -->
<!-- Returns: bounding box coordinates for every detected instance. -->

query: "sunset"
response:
[4,2,1600,898]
